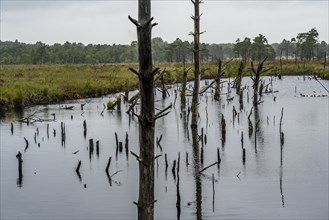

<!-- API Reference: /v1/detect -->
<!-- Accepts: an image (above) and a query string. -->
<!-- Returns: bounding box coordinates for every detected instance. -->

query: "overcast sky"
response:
[0,0,328,45]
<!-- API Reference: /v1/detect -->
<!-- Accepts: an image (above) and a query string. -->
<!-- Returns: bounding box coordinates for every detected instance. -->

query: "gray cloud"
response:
[0,0,327,44]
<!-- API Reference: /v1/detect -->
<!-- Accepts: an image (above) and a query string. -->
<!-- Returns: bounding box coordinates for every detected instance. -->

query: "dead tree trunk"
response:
[129,1,157,219]
[214,59,222,101]
[191,0,202,128]
[180,62,190,108]
[235,60,244,95]
[251,57,271,105]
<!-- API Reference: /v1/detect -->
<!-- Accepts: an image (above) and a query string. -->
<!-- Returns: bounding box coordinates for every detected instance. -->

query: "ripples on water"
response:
[1,76,328,219]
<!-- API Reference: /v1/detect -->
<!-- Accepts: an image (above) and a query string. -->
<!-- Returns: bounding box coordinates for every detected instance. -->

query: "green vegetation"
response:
[1,61,328,111]
[0,64,139,110]
[1,28,327,65]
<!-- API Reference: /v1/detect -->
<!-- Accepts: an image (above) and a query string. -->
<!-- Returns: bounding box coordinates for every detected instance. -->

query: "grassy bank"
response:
[0,60,328,111]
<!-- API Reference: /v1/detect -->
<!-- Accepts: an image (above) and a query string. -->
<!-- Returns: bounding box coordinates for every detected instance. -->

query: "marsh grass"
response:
[0,61,328,110]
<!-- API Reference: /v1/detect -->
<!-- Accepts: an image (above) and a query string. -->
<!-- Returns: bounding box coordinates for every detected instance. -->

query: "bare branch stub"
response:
[129,67,141,78]
[128,15,140,28]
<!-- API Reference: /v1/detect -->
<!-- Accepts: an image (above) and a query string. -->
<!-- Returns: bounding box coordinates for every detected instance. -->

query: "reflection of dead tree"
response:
[17,110,56,124]
[176,154,181,220]
[250,57,272,105]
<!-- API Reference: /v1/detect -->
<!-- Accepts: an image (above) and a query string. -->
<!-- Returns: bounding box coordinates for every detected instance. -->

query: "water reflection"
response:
[1,77,328,219]
[191,126,202,220]
[176,153,181,220]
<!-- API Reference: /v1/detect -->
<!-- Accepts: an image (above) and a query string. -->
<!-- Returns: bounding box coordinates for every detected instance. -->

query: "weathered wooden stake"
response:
[11,122,14,135]
[89,139,94,159]
[217,147,221,164]
[248,108,253,138]
[172,160,176,180]
[165,153,168,170]
[125,132,129,159]
[119,142,123,153]
[221,114,226,145]
[61,122,65,146]
[83,120,87,138]
[47,124,49,139]
[96,140,100,156]
[280,108,284,146]
[242,148,246,164]
[115,132,119,151]
[16,151,23,179]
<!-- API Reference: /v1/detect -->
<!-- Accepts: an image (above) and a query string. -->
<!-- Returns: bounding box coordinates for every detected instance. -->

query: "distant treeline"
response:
[1,28,327,65]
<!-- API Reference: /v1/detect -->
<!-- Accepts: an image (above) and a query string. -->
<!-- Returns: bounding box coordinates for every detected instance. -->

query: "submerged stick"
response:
[105,156,112,173]
[24,137,29,152]
[199,162,218,174]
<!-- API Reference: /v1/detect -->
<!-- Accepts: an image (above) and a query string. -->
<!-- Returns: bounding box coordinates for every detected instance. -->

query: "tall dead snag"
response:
[190,0,203,128]
[180,63,191,108]
[16,151,23,186]
[250,57,271,105]
[214,59,222,101]
[235,61,244,95]
[128,1,158,219]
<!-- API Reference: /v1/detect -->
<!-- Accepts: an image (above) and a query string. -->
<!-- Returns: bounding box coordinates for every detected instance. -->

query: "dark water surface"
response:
[1,76,328,219]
